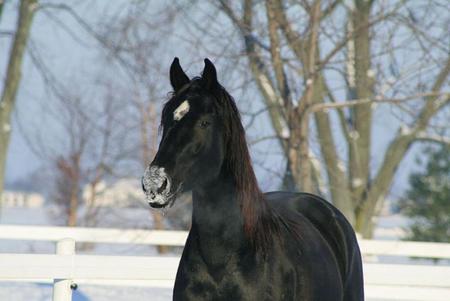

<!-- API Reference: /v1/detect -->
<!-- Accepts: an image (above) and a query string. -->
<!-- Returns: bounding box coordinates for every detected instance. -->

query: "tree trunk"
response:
[0,0,37,219]
[348,1,374,208]
[67,154,80,227]
[67,188,78,227]
[312,77,355,224]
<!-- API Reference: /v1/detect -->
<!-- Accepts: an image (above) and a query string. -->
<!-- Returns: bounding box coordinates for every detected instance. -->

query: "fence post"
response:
[52,238,75,301]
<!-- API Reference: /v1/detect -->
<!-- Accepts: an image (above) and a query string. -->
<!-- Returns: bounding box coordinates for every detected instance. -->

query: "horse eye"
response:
[200,120,211,128]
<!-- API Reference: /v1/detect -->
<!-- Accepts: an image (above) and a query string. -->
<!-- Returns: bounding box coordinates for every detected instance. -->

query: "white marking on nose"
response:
[142,166,171,205]
[173,100,190,121]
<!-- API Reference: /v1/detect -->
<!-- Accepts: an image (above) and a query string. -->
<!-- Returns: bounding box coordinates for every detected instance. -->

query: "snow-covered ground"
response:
[0,282,172,301]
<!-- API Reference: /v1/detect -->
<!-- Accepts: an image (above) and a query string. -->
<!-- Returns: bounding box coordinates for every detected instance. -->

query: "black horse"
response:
[142,58,364,301]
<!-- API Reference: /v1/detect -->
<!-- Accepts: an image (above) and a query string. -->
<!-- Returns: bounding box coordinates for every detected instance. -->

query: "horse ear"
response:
[202,58,218,90]
[170,57,190,92]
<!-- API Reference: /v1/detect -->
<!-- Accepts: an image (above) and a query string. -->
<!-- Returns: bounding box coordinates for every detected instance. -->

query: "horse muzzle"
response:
[142,166,172,208]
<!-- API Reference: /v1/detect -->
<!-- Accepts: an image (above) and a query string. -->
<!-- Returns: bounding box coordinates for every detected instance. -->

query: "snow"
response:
[348,130,360,139]
[366,69,375,78]
[2,123,11,132]
[0,282,172,301]
[399,124,412,136]
[352,177,363,188]
[280,123,290,138]
[258,73,284,107]
[337,160,347,172]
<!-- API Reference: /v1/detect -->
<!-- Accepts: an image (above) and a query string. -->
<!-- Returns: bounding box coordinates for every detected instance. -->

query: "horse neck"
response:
[191,173,247,265]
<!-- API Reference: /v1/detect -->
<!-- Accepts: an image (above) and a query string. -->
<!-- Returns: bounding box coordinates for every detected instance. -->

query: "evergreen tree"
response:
[399,146,450,242]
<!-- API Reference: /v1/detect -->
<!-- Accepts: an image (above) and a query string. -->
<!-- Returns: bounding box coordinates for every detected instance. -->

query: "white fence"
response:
[0,225,449,301]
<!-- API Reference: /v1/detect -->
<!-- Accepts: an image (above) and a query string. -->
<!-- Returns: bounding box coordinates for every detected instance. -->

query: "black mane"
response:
[162,78,281,251]
[212,83,281,252]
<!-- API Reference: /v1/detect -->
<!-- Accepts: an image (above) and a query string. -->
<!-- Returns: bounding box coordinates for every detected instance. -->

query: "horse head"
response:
[142,58,227,208]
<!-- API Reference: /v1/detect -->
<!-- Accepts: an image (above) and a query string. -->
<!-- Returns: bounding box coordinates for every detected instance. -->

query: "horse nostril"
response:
[157,177,168,194]
[141,177,147,192]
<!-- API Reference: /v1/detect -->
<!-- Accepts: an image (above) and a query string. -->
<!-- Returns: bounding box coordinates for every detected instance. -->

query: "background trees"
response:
[399,146,450,243]
[1,1,185,251]
[177,0,449,236]
[1,0,449,239]
[0,0,37,218]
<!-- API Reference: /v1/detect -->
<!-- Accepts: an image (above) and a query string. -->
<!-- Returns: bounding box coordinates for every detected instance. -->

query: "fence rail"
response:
[1,225,449,301]
[0,224,188,246]
[2,224,450,259]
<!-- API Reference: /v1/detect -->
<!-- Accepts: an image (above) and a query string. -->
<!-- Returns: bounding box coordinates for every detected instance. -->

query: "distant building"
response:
[0,191,45,208]
[83,179,145,207]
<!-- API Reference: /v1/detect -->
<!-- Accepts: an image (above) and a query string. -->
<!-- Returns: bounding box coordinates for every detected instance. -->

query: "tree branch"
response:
[317,3,405,71]
[265,0,292,108]
[356,56,450,236]
[322,0,341,20]
[308,92,449,113]
[415,133,450,146]
[324,84,352,143]
[39,3,137,80]
[219,0,290,153]
[272,0,306,62]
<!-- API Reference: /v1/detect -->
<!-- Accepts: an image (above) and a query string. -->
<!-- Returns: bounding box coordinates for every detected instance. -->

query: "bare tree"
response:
[175,0,449,237]
[52,154,81,227]
[27,77,136,227]
[0,0,37,218]
[93,3,185,252]
[8,0,447,240]
[20,1,186,251]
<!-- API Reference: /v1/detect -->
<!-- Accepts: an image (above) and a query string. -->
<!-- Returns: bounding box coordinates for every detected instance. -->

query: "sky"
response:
[0,0,432,197]
[2,0,129,181]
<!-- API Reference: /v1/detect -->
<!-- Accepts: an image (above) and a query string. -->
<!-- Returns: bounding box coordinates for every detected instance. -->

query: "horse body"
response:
[142,58,364,301]
[174,181,357,300]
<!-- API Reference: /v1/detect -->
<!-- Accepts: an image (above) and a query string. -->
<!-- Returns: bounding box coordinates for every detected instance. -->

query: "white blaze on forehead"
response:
[173,100,190,121]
